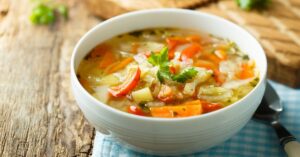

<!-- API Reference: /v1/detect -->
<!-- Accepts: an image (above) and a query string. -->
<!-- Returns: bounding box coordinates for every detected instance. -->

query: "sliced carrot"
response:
[90,44,111,58]
[214,49,227,60]
[207,54,222,64]
[108,67,141,97]
[150,100,202,118]
[237,62,254,79]
[105,57,133,74]
[99,51,116,68]
[181,43,202,60]
[193,59,216,70]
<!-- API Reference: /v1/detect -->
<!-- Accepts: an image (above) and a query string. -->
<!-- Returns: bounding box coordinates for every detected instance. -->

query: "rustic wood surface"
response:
[0,0,101,156]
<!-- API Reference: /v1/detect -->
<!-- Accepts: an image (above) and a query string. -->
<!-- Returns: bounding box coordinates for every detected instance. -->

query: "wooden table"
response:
[0,0,100,156]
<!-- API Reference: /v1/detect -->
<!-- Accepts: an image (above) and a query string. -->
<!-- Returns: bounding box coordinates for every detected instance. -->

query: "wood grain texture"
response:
[0,0,101,156]
[86,0,213,19]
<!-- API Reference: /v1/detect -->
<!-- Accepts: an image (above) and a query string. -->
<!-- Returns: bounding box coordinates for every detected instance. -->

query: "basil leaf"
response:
[172,68,198,83]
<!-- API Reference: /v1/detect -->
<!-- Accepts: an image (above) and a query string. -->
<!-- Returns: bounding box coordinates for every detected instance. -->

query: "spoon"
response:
[254,82,300,157]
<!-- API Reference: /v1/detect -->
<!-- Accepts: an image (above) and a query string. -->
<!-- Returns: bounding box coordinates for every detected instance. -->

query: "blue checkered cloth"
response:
[92,81,300,157]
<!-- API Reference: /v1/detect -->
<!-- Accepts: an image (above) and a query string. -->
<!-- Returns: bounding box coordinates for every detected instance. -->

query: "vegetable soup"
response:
[77,28,259,118]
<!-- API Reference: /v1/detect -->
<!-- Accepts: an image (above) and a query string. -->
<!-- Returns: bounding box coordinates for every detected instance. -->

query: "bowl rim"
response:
[71,8,267,122]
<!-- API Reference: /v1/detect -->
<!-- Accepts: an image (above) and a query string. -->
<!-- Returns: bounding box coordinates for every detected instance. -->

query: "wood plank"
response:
[0,0,100,156]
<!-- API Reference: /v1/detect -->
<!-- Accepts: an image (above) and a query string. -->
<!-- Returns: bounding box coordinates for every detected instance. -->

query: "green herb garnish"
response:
[30,0,68,25]
[172,68,198,83]
[30,4,55,24]
[236,0,271,10]
[148,47,198,83]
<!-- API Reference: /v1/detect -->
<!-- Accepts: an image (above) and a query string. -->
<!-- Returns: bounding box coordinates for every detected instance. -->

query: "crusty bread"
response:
[85,0,213,19]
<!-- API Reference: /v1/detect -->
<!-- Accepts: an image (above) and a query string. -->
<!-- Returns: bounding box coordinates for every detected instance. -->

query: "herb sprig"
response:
[30,0,68,25]
[148,47,198,83]
[236,0,271,10]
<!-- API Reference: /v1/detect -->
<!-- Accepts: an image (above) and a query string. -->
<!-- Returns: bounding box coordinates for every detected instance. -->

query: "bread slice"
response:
[86,0,213,19]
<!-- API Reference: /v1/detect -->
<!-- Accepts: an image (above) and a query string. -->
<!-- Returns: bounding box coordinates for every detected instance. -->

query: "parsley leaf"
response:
[236,0,270,10]
[148,47,172,82]
[172,68,198,83]
[148,47,198,83]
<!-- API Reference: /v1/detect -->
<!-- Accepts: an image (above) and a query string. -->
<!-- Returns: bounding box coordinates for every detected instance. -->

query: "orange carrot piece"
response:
[99,52,116,69]
[181,43,202,60]
[105,57,133,74]
[150,100,202,118]
[237,62,254,79]
[90,44,111,58]
[214,49,227,60]
[207,54,222,64]
[193,59,216,70]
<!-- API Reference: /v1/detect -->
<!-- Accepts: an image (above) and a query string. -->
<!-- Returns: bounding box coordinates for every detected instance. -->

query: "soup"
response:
[77,28,259,118]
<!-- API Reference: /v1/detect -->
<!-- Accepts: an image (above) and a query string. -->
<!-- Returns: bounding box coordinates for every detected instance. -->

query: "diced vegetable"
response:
[99,74,120,86]
[99,51,116,68]
[127,105,145,116]
[237,61,255,79]
[166,37,188,59]
[93,86,109,103]
[157,85,174,102]
[214,49,227,60]
[181,43,202,60]
[105,57,133,74]
[150,100,202,118]
[198,86,233,102]
[108,67,141,97]
[132,87,154,102]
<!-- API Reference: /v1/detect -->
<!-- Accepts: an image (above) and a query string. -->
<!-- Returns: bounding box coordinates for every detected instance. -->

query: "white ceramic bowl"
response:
[71,9,267,155]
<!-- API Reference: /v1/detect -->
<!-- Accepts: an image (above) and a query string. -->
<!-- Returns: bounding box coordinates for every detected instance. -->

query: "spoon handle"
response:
[271,121,300,157]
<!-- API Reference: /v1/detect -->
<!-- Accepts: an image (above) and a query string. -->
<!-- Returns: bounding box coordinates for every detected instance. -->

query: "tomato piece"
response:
[169,66,176,74]
[202,101,223,113]
[180,43,202,60]
[127,105,144,116]
[108,67,141,97]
